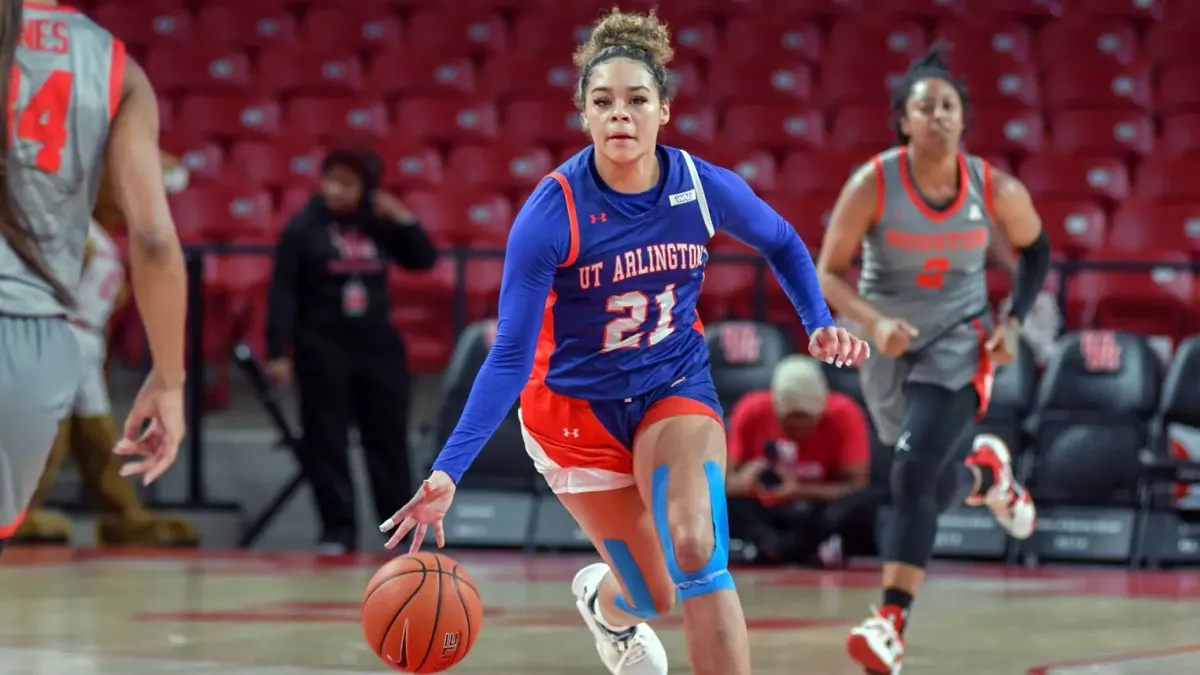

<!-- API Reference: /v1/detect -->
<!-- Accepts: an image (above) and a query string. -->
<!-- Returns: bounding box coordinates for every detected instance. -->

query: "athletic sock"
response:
[880,588,912,634]
[590,591,635,636]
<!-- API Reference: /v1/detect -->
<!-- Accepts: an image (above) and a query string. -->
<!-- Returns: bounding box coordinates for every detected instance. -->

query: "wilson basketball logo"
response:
[1080,331,1121,373]
[719,323,762,365]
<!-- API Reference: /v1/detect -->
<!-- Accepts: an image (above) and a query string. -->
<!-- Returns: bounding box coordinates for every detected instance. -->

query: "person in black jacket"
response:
[266,147,437,553]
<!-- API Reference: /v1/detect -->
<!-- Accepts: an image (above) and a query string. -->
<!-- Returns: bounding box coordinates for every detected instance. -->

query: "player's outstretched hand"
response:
[380,470,456,554]
[984,317,1020,366]
[872,317,919,358]
[809,325,870,367]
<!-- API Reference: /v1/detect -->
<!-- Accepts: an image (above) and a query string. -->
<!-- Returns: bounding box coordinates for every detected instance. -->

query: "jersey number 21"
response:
[8,67,74,174]
[602,284,678,352]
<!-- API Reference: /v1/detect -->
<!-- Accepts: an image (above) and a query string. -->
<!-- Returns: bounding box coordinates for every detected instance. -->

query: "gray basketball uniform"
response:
[0,8,122,533]
[857,147,995,445]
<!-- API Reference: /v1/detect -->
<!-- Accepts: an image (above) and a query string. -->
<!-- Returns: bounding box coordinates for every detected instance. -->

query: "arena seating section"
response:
[83,0,1200,373]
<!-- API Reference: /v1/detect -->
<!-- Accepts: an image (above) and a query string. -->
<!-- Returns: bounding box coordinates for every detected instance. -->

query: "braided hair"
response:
[573,8,675,110]
[889,42,972,145]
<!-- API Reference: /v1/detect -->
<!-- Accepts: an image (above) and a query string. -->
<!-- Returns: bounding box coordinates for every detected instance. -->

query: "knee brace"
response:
[651,461,736,601]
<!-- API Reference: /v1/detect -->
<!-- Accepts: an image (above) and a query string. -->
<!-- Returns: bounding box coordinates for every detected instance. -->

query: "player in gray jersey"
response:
[0,1,187,555]
[815,46,1052,674]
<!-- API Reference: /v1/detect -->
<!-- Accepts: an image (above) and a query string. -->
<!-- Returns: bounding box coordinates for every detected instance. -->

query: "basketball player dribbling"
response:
[380,9,869,675]
[0,1,188,555]
[815,45,1051,674]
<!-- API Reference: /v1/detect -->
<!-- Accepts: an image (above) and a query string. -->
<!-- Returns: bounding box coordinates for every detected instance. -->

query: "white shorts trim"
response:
[517,409,636,495]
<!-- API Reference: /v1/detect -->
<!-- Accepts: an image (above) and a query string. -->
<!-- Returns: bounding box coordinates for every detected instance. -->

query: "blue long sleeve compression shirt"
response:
[430,158,833,483]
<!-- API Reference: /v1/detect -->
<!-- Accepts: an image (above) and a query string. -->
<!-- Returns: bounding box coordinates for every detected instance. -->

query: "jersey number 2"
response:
[602,284,678,352]
[8,67,74,174]
[915,256,948,289]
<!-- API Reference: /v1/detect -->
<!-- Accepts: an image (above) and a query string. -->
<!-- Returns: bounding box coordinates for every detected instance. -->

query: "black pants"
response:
[294,332,413,550]
[728,489,882,564]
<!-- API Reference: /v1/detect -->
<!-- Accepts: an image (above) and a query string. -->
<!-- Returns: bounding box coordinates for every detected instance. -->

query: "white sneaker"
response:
[846,606,904,674]
[572,563,669,674]
[965,434,1037,540]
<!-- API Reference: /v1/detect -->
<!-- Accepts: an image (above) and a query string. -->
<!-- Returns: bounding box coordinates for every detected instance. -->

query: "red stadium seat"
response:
[973,0,1064,19]
[1157,68,1200,115]
[697,263,758,321]
[504,99,585,145]
[283,97,390,143]
[935,21,1032,67]
[956,63,1039,108]
[366,53,476,98]
[708,61,813,104]
[830,106,892,153]
[459,0,558,10]
[257,50,364,95]
[478,54,575,100]
[92,4,192,47]
[1051,110,1153,157]
[1112,201,1200,258]
[1072,249,1192,339]
[1037,21,1139,68]
[780,0,864,14]
[1036,200,1107,257]
[143,46,251,94]
[1144,24,1200,67]
[695,147,778,194]
[658,106,719,150]
[377,140,445,191]
[875,0,967,19]
[723,105,825,151]
[197,6,297,47]
[405,10,507,57]
[227,140,324,189]
[172,140,225,184]
[447,144,555,191]
[509,11,600,56]
[819,64,906,108]
[1018,155,1129,202]
[825,21,928,72]
[779,152,868,198]
[765,195,833,244]
[1042,65,1152,112]
[178,95,282,140]
[1134,156,1200,203]
[393,98,500,144]
[170,184,274,243]
[462,260,505,321]
[279,185,312,218]
[722,17,821,63]
[298,7,403,53]
[966,108,1044,156]
[1161,114,1200,156]
[1166,0,1200,19]
[1077,0,1165,20]
[402,190,513,247]
[651,12,718,61]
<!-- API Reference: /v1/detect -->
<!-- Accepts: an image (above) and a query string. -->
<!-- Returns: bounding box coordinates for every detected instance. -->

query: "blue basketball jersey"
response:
[533,145,715,400]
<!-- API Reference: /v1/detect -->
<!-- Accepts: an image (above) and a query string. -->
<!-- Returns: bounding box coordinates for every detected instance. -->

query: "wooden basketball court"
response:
[1,547,1196,674]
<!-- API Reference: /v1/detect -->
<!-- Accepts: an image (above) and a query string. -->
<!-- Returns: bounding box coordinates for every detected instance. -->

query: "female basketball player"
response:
[815,45,1049,674]
[381,9,869,675]
[0,1,187,554]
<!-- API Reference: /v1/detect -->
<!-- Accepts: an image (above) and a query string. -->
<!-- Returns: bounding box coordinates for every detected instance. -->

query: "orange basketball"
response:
[361,552,483,673]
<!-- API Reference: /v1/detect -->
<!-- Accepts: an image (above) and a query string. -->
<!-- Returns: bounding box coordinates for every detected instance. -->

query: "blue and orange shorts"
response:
[518,372,724,494]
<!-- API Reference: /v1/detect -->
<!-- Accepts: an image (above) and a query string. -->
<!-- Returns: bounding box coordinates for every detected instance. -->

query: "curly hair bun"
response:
[573,8,673,68]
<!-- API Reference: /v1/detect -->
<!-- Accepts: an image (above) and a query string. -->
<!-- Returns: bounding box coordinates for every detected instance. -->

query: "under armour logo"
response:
[589,212,607,224]
[563,428,579,438]
[895,432,911,453]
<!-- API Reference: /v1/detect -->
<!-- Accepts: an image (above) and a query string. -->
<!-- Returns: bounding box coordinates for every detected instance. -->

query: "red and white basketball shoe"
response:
[965,433,1037,539]
[846,605,904,674]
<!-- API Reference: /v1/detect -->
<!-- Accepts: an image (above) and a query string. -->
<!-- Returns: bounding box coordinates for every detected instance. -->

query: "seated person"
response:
[726,355,878,565]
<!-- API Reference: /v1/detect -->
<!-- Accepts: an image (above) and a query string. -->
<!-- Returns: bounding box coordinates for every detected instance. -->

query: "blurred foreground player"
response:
[0,1,188,555]
[380,9,868,675]
[15,221,198,546]
[816,45,1049,673]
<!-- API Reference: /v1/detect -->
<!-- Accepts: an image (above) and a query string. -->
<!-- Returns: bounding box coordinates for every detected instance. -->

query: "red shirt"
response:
[727,390,869,482]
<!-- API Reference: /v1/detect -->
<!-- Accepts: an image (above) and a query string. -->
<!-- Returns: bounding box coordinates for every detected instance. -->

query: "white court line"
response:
[0,646,374,675]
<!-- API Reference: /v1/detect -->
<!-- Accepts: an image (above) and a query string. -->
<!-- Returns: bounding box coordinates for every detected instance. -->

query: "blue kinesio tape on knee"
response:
[602,539,660,620]
[652,461,736,601]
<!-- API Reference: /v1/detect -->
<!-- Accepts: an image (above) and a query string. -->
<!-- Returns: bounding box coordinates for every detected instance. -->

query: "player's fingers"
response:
[384,517,416,549]
[836,329,855,364]
[409,524,427,554]
[899,320,920,336]
[821,328,841,364]
[118,456,154,477]
[434,520,446,549]
[846,338,866,366]
[379,505,413,533]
